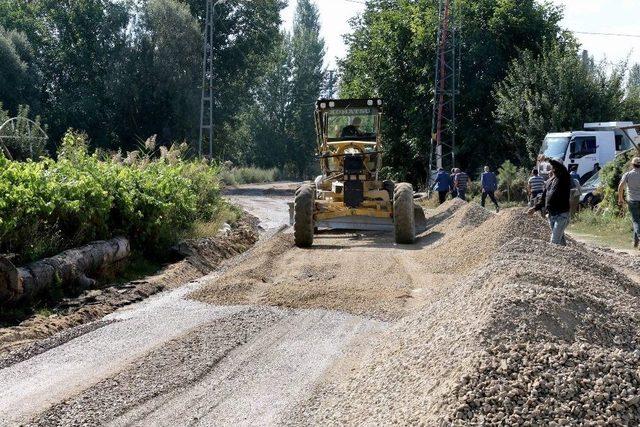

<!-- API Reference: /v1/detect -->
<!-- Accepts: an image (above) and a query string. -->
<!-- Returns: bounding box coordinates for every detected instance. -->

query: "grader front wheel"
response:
[294,184,315,247]
[393,183,415,244]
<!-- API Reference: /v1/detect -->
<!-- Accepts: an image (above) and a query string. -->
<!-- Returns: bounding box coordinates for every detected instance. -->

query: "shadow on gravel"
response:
[310,230,441,251]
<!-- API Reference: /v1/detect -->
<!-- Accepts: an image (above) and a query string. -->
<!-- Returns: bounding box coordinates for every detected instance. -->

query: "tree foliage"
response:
[495,41,628,164]
[339,0,563,184]
[0,28,40,114]
[237,0,325,177]
[0,0,285,155]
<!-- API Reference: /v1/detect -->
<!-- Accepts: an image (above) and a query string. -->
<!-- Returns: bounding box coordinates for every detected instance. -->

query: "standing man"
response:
[528,169,545,207]
[450,168,458,199]
[570,174,582,217]
[433,168,451,205]
[480,166,500,212]
[570,169,581,184]
[617,156,640,248]
[528,159,571,245]
[454,168,470,201]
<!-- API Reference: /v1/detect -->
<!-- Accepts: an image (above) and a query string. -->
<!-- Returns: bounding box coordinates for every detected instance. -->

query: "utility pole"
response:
[428,0,459,188]
[199,0,219,159]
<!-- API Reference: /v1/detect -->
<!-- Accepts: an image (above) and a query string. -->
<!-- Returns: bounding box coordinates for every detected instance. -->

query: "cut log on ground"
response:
[0,237,130,303]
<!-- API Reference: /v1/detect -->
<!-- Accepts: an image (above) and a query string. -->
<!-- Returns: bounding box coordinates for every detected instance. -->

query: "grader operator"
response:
[293,98,424,247]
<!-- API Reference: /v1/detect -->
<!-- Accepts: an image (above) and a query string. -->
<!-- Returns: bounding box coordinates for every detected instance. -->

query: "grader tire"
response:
[394,183,415,244]
[294,184,315,248]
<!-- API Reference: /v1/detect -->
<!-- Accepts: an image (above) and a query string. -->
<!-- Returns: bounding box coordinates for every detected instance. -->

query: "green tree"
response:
[288,0,326,177]
[180,0,286,159]
[245,32,294,169]
[34,0,131,148]
[495,41,627,164]
[0,28,40,114]
[339,0,563,184]
[498,159,518,201]
[114,0,202,148]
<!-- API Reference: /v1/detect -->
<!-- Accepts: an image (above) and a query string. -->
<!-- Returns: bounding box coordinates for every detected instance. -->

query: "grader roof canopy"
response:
[316,98,384,111]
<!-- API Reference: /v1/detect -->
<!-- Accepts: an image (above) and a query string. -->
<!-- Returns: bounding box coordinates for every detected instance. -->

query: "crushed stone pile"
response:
[423,197,467,227]
[289,232,640,425]
[447,202,495,229]
[414,208,561,273]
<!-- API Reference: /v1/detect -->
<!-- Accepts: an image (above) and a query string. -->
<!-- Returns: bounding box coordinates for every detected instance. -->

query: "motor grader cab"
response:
[293,98,422,247]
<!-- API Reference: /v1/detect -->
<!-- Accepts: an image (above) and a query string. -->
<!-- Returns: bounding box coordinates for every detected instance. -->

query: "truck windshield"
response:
[541,136,569,160]
[325,108,377,141]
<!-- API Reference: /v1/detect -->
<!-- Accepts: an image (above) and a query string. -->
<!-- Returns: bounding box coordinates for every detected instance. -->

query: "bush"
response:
[0,130,225,263]
[599,150,636,216]
[218,166,280,186]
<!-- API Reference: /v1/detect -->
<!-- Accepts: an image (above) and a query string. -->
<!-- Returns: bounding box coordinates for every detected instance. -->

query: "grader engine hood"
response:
[343,154,365,208]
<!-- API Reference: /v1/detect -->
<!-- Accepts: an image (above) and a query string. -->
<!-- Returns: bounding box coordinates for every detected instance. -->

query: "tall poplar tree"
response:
[288,0,325,177]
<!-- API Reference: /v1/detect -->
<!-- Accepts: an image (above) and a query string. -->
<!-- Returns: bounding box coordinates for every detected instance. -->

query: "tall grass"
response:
[218,166,280,186]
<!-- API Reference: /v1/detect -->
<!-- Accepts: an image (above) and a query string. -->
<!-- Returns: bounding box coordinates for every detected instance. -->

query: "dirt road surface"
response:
[0,183,387,426]
[2,184,638,425]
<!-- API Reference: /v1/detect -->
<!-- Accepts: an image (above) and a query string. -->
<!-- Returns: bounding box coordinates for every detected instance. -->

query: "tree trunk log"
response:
[0,237,130,303]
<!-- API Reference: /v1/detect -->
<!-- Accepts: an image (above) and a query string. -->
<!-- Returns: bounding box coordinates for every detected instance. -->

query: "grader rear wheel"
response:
[393,183,415,244]
[294,184,315,247]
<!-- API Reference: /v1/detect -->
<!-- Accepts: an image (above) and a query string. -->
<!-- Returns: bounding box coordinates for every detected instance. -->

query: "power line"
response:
[572,30,640,38]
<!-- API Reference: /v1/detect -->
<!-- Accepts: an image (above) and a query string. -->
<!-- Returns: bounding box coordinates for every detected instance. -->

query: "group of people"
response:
[432,158,640,248]
[528,157,640,248]
[433,166,500,212]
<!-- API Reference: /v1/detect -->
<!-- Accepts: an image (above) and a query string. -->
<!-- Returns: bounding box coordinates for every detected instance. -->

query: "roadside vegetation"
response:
[569,151,637,250]
[218,166,281,187]
[0,131,227,265]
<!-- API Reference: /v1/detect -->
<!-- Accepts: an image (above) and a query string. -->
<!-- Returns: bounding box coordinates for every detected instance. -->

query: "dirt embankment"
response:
[192,198,640,425]
[0,214,259,358]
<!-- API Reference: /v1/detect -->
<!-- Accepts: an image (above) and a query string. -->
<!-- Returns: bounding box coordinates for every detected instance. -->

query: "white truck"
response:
[538,122,639,183]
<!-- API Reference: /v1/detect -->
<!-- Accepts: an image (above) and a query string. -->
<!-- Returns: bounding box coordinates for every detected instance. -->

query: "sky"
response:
[281,0,640,69]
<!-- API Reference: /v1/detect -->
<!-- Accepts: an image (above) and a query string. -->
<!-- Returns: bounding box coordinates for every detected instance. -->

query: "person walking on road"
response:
[450,168,458,199]
[528,159,571,245]
[433,168,451,205]
[618,156,640,248]
[454,168,470,201]
[528,169,545,207]
[480,166,500,212]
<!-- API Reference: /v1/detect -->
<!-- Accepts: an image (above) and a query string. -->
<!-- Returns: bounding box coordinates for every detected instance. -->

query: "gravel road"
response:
[0,183,388,426]
[2,185,637,426]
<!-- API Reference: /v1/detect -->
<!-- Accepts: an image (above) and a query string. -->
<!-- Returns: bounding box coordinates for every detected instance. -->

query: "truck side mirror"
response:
[568,140,576,159]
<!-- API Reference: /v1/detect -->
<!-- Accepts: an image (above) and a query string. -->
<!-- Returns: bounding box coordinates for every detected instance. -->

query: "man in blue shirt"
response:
[570,170,580,183]
[433,168,451,204]
[480,166,500,212]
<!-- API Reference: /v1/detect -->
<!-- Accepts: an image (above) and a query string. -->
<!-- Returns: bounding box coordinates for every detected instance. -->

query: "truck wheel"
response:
[394,183,415,244]
[294,184,314,247]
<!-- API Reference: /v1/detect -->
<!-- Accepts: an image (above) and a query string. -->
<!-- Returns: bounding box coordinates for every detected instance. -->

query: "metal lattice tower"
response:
[199,0,215,158]
[428,0,459,186]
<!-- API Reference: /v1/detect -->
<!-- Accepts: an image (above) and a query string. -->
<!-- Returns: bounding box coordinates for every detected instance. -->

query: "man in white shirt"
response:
[618,157,640,248]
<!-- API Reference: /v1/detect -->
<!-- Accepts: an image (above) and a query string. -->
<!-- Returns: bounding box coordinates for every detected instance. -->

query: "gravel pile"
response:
[449,202,494,229]
[416,208,558,273]
[289,211,640,425]
[451,342,640,425]
[423,197,467,228]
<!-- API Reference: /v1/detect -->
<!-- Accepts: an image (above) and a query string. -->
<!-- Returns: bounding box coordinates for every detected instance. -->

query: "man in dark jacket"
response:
[454,168,470,201]
[480,166,499,212]
[527,159,571,245]
[433,168,451,204]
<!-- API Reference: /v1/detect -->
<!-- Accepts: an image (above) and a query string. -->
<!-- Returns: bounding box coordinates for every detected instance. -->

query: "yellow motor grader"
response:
[293,98,424,247]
